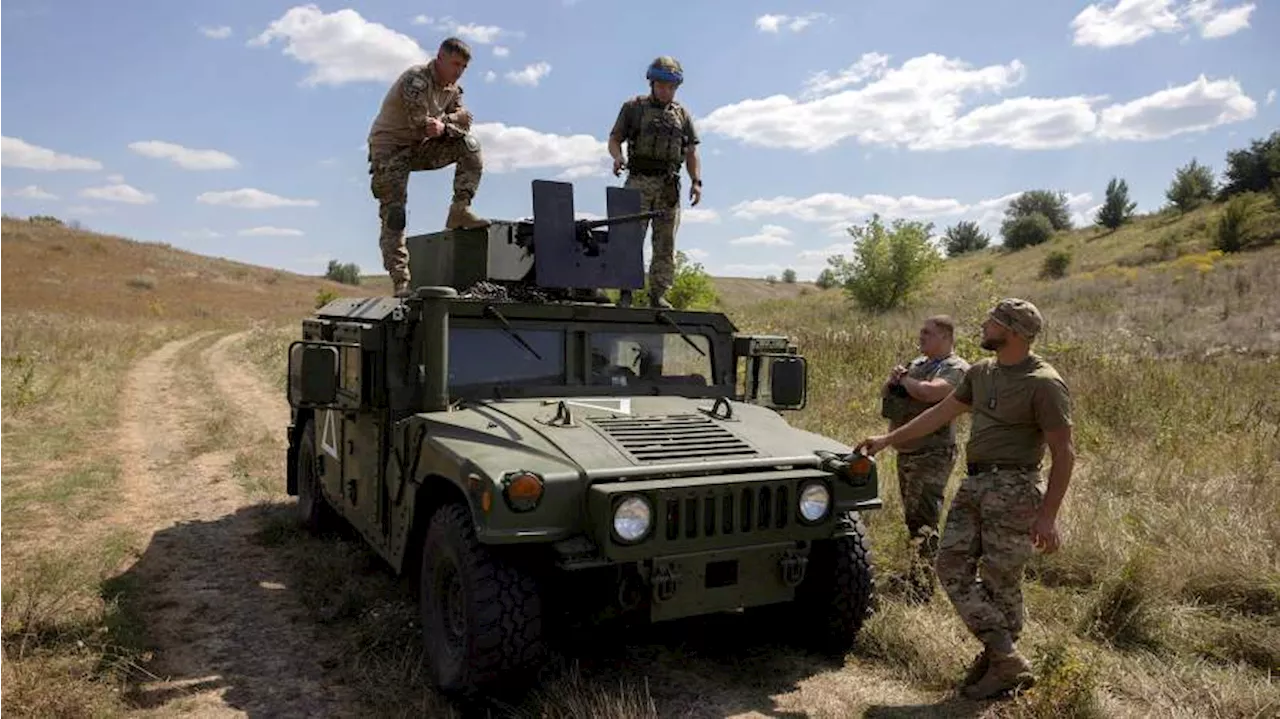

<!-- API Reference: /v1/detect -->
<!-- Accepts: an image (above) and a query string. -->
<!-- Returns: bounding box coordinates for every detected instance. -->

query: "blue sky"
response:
[3,0,1276,281]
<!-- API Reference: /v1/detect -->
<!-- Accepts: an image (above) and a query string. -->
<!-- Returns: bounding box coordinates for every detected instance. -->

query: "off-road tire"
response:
[796,511,876,653]
[419,502,545,695]
[295,419,337,533]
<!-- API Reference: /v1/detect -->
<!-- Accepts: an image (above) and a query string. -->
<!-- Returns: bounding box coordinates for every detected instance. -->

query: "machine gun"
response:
[405,179,668,302]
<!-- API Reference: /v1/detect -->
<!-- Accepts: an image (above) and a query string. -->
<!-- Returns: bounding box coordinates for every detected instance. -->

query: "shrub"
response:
[1040,249,1072,279]
[315,288,340,308]
[943,220,990,257]
[781,268,797,283]
[325,259,361,285]
[1001,212,1055,250]
[663,251,718,310]
[826,214,943,313]
[1213,192,1278,253]
[1165,158,1216,212]
[814,268,838,289]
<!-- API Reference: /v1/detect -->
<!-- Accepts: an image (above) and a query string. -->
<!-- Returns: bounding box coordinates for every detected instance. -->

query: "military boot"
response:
[959,648,990,689]
[445,201,490,230]
[649,287,673,309]
[962,647,1035,700]
[617,289,633,307]
[393,280,412,298]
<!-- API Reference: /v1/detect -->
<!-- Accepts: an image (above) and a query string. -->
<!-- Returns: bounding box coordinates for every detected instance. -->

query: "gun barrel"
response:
[577,209,669,230]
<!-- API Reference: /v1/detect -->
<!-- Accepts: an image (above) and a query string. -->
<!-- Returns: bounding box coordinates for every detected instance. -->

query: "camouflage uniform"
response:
[368,59,485,292]
[608,93,699,301]
[881,352,969,595]
[935,299,1071,698]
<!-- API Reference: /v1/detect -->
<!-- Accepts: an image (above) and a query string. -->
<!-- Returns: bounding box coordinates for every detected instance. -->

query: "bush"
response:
[1006,190,1073,231]
[814,268,838,289]
[826,214,943,313]
[1040,249,1072,279]
[1001,212,1055,250]
[325,259,361,285]
[1165,158,1216,213]
[663,251,718,310]
[781,268,797,283]
[1213,192,1279,253]
[1095,177,1136,230]
[943,220,990,257]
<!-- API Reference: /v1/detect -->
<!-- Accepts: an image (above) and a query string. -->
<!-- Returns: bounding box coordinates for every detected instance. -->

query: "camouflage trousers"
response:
[624,172,682,294]
[896,445,956,566]
[935,468,1043,651]
[369,134,483,285]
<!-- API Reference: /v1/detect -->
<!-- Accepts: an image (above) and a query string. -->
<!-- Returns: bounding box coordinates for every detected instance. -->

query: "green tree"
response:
[1005,189,1073,231]
[1001,212,1054,250]
[943,220,990,257]
[814,267,838,289]
[325,259,361,285]
[781,268,797,283]
[1165,158,1216,212]
[826,214,943,313]
[1095,177,1137,230]
[1219,130,1280,199]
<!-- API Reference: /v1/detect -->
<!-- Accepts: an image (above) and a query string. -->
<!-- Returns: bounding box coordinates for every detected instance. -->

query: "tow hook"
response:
[652,564,681,602]
[780,550,808,587]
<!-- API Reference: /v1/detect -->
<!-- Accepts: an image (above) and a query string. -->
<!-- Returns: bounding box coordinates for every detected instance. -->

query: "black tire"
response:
[419,502,545,695]
[295,419,336,533]
[796,511,876,653]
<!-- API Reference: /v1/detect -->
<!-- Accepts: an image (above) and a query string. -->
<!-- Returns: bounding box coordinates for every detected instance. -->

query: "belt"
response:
[967,462,1039,476]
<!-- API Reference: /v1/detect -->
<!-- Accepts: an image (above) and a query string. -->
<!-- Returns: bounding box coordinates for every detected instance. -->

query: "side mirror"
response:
[767,356,807,410]
[292,343,340,407]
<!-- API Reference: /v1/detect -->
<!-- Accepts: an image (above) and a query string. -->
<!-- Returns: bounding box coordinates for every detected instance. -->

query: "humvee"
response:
[285,180,881,696]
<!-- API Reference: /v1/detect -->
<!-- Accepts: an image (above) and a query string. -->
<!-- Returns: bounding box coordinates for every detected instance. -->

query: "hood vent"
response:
[590,413,759,464]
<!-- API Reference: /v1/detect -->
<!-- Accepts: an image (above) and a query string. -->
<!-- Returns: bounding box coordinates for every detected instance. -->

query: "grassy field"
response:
[3,203,1278,717]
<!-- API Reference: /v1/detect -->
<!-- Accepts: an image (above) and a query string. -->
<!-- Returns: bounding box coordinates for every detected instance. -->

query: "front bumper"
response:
[643,541,812,622]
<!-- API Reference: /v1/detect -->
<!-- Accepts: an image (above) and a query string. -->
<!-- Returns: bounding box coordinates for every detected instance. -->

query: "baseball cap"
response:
[988,298,1043,339]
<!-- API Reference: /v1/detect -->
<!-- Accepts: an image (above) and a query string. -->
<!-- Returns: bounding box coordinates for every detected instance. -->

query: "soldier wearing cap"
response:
[607,56,703,308]
[880,315,970,601]
[855,298,1075,701]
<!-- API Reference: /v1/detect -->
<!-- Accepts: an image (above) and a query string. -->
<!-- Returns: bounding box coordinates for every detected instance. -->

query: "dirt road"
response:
[110,330,362,718]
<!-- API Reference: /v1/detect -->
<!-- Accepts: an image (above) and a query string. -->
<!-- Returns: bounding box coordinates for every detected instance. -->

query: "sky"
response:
[2,0,1277,281]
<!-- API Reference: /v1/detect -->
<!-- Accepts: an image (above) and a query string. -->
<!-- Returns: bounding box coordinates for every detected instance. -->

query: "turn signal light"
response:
[847,454,873,477]
[503,471,544,512]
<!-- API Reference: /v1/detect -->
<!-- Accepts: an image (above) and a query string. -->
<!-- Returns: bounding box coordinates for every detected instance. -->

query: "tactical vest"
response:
[881,357,946,422]
[623,96,689,174]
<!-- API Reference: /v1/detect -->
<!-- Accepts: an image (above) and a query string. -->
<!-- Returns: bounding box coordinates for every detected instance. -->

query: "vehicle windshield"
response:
[447,327,566,389]
[588,330,712,387]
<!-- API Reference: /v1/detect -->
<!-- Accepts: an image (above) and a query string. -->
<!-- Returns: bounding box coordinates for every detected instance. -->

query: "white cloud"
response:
[684,248,710,261]
[80,183,157,204]
[1071,0,1254,47]
[506,62,551,87]
[11,185,58,200]
[701,53,1254,152]
[412,15,433,25]
[472,123,607,175]
[196,188,319,209]
[682,208,721,224]
[182,229,222,239]
[485,70,497,83]
[1267,89,1276,106]
[250,5,429,86]
[755,13,829,33]
[238,226,304,237]
[128,140,239,170]
[494,46,510,57]
[415,15,522,44]
[106,174,125,183]
[200,25,232,39]
[1,136,103,171]
[1096,75,1256,141]
[729,224,794,247]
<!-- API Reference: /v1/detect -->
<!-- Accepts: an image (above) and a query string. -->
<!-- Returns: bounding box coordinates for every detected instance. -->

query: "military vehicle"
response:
[285,180,881,696]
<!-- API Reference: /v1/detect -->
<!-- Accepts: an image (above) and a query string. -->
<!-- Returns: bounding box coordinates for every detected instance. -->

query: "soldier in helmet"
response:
[368,36,490,297]
[607,56,703,308]
[855,298,1076,701]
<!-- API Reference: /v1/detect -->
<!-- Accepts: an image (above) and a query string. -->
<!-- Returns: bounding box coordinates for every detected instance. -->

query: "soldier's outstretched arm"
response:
[856,392,969,455]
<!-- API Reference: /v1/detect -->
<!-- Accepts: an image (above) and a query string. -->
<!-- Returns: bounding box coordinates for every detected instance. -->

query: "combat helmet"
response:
[646,56,683,85]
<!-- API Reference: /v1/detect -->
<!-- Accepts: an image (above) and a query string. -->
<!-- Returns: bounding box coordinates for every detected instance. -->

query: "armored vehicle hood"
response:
[417,395,852,483]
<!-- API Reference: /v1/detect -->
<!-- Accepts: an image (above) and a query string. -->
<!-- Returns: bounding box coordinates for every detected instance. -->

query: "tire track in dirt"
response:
[112,330,364,718]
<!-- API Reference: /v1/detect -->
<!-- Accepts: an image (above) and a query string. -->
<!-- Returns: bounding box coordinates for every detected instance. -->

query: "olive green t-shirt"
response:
[889,352,970,453]
[952,353,1072,467]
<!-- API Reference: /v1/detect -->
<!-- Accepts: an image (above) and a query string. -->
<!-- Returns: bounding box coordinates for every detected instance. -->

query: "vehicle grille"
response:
[657,481,793,542]
[590,413,759,463]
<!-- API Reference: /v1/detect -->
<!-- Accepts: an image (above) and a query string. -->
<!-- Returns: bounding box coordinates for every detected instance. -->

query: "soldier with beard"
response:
[856,298,1076,701]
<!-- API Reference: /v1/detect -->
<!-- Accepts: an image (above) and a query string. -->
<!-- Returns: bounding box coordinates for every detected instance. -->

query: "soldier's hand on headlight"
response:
[855,435,890,456]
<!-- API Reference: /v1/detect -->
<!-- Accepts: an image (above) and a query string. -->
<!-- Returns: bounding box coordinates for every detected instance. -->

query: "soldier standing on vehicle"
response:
[855,298,1075,701]
[607,56,703,309]
[879,315,969,602]
[368,37,490,297]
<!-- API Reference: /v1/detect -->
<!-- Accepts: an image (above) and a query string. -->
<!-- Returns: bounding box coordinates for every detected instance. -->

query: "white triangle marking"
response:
[320,409,340,459]
[564,398,632,415]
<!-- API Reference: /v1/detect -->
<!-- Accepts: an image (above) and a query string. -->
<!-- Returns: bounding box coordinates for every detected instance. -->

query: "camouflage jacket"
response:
[368,60,473,155]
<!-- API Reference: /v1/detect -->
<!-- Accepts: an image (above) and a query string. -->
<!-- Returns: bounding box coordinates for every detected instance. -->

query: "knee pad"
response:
[386,205,406,231]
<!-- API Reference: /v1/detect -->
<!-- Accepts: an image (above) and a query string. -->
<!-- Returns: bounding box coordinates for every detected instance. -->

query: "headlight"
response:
[612,495,652,543]
[798,481,831,523]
